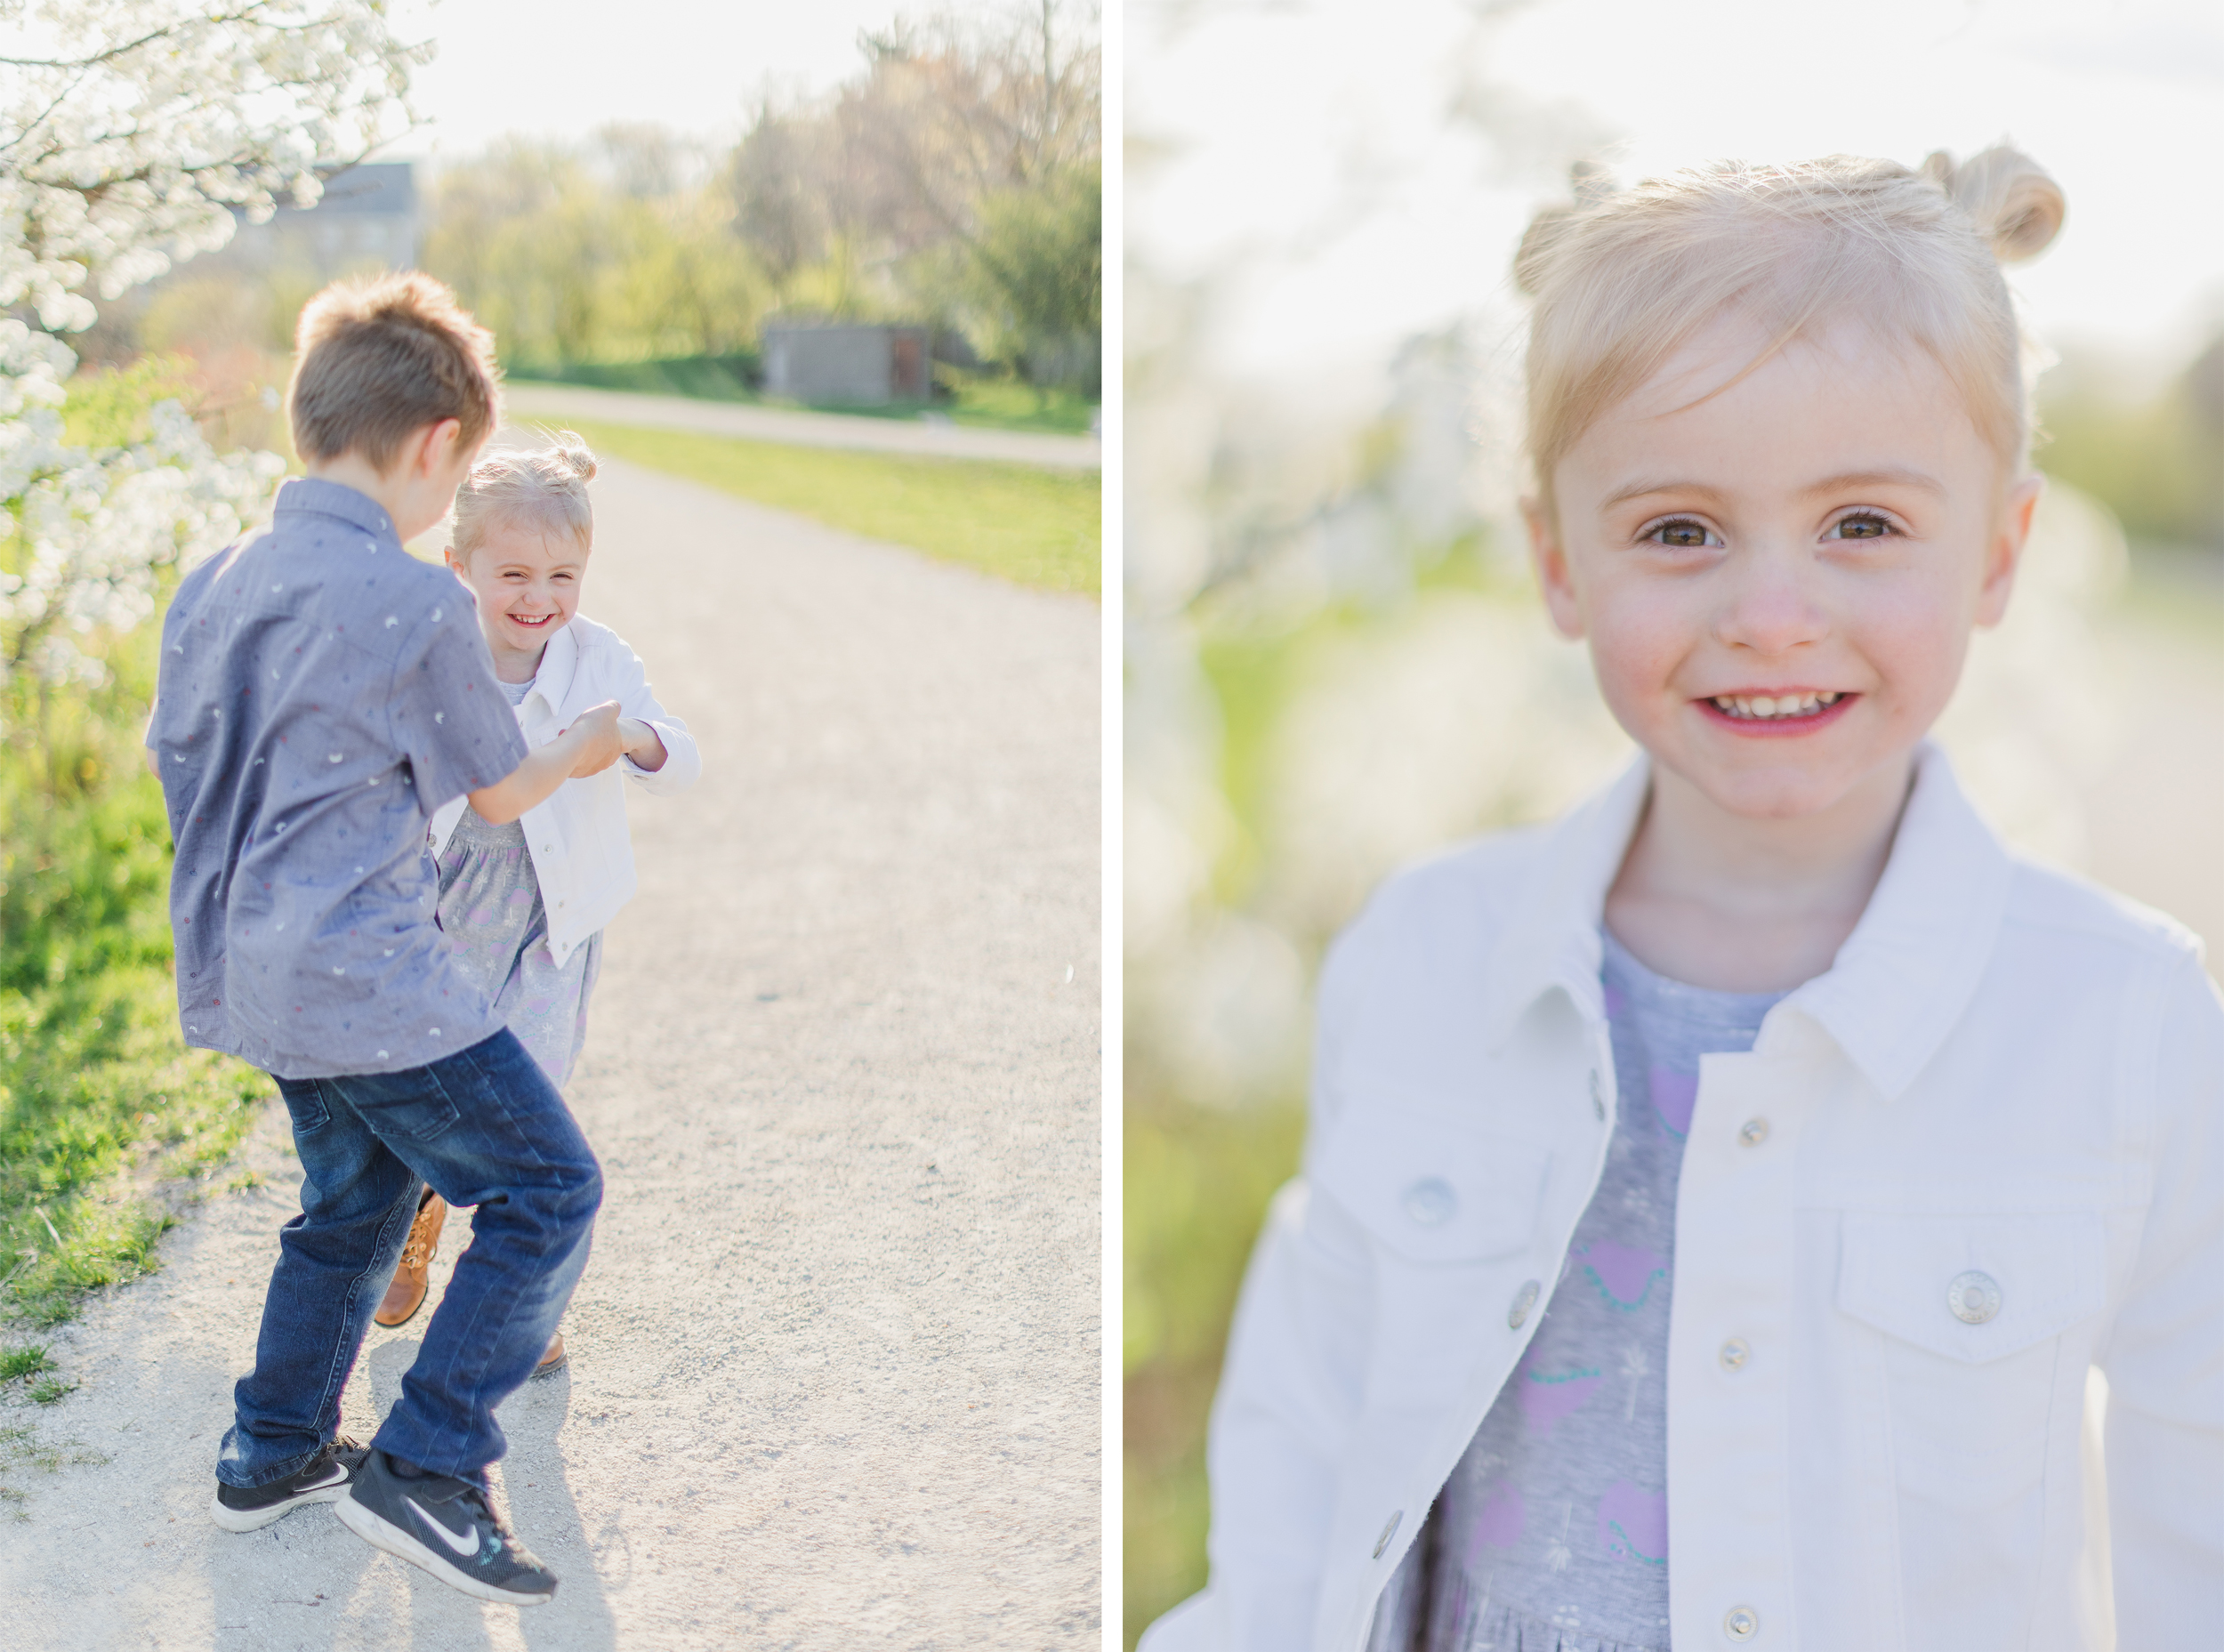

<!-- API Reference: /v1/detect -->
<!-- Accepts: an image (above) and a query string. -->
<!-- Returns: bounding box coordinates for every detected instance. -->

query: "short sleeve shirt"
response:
[149,478,530,1078]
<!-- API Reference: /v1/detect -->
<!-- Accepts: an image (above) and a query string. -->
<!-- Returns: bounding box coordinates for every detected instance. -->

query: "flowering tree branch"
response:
[0,0,427,701]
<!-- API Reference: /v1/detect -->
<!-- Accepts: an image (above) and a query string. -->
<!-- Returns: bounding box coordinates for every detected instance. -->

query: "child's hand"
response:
[616,716,670,773]
[559,700,625,778]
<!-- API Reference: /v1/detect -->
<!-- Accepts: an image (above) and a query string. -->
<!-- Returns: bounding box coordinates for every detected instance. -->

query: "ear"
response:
[1973,471,2042,629]
[415,417,464,479]
[1525,495,1586,640]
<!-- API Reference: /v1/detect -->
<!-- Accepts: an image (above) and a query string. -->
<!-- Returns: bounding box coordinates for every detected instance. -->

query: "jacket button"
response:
[1718,1338,1750,1371]
[1947,1270,2000,1325]
[1724,1606,1760,1641]
[1507,1280,1541,1329]
[1372,1511,1401,1559]
[1737,1117,1769,1147]
[1589,1068,1606,1121]
[1400,1178,1457,1227]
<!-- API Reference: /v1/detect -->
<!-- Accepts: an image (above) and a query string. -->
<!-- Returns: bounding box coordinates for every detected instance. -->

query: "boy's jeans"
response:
[215,1029,601,1489]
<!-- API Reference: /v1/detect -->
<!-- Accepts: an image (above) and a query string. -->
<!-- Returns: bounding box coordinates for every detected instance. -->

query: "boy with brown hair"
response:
[149,271,624,1604]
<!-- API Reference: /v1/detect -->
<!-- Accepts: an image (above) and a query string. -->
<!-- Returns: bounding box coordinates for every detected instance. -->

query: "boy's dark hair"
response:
[286,272,502,471]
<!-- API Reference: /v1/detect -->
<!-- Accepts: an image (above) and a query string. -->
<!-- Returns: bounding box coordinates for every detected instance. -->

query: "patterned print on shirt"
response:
[1517,1352,1604,1436]
[1463,1480,1525,1563]
[1597,1480,1669,1567]
[1575,1237,1669,1312]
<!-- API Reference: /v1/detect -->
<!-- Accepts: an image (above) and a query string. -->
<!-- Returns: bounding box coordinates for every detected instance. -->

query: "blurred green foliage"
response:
[1124,1090,1305,1648]
[2039,338,2223,550]
[425,135,768,371]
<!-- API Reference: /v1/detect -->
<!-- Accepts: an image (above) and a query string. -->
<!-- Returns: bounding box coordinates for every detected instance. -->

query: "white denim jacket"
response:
[1142,745,2224,1652]
[428,613,698,966]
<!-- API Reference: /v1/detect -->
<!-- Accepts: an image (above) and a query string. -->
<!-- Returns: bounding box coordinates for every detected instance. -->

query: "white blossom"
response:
[0,0,424,691]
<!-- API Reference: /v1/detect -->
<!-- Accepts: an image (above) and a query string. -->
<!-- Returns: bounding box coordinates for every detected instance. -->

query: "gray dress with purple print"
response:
[1371,931,1785,1652]
[431,675,603,1090]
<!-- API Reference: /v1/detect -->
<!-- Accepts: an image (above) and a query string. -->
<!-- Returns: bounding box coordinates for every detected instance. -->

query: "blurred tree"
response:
[727,2,1102,390]
[730,107,830,286]
[949,164,1101,397]
[424,132,765,369]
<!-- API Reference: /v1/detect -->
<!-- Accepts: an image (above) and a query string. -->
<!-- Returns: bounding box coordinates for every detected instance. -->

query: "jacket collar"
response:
[525,618,580,713]
[272,477,400,544]
[1481,742,2012,1101]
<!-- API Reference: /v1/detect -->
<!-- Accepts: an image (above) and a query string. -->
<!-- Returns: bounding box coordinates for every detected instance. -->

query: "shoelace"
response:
[398,1207,439,1270]
[454,1486,523,1550]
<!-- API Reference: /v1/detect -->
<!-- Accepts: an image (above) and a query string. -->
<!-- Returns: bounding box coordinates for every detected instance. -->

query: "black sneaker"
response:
[335,1449,558,1605]
[209,1435,371,1532]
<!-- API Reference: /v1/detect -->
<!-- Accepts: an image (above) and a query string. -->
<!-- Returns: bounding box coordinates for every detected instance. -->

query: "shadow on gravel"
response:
[513,1368,618,1652]
[360,1337,619,1650]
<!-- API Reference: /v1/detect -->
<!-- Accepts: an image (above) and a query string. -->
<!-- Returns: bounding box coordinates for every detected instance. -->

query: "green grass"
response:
[1,628,270,1341]
[943,377,1099,435]
[505,362,1100,436]
[555,417,1100,597]
[1124,1089,1307,1649]
[508,355,761,404]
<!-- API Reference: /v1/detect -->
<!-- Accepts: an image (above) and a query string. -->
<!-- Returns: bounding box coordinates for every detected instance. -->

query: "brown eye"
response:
[1833,513,1891,540]
[1652,520,1712,548]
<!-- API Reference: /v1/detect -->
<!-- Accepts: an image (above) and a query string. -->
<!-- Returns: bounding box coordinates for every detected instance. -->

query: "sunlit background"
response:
[1123,0,2224,1640]
[84,0,1104,448]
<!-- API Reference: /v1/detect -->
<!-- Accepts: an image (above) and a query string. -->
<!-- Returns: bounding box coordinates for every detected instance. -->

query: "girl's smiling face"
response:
[446,515,589,681]
[1530,314,2041,826]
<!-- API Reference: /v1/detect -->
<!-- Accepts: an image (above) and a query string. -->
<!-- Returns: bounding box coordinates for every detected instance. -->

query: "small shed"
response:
[761,322,931,406]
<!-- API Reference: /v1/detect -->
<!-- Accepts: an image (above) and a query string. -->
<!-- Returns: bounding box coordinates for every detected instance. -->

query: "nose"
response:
[1712,544,1830,657]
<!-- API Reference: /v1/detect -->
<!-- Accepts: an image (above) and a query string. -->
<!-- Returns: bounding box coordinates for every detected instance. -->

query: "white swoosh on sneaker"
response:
[295,1462,349,1493]
[407,1495,482,1558]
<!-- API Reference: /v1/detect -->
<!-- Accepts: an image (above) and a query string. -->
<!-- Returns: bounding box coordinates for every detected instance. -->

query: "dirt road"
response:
[0,452,1102,1648]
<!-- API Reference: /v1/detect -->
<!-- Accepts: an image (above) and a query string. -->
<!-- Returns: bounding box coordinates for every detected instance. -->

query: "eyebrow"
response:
[1600,466,1946,511]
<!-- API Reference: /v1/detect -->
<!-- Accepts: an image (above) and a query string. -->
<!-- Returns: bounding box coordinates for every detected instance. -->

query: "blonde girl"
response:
[1144,150,2224,1652]
[374,434,700,1372]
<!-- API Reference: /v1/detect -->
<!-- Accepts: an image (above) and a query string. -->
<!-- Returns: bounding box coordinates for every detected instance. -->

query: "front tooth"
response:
[1752,695,1777,716]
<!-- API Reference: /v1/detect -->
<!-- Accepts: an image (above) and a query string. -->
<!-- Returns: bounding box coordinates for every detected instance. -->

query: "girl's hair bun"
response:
[450,428,601,556]
[1513,160,1615,298]
[1922,146,2065,264]
[549,428,600,484]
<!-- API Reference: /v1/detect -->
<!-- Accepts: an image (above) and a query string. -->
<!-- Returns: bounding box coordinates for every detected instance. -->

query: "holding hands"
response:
[558,700,625,778]
[554,703,667,777]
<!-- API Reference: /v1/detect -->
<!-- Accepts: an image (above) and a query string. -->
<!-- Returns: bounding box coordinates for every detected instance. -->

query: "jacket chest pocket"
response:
[1313,1108,1554,1412]
[1836,1211,2107,1511]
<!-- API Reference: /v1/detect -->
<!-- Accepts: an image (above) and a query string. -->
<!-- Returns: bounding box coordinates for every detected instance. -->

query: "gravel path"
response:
[0,454,1102,1648]
[501,384,1102,471]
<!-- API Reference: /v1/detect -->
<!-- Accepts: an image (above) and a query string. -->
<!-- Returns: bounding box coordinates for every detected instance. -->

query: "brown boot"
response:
[531,1330,568,1380]
[374,1189,447,1328]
